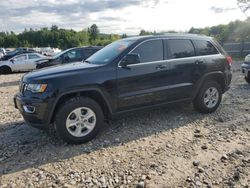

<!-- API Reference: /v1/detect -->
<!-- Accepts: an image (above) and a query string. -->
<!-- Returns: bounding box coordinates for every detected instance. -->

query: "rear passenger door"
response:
[117,39,171,111]
[166,39,203,100]
[27,54,41,70]
[192,39,221,72]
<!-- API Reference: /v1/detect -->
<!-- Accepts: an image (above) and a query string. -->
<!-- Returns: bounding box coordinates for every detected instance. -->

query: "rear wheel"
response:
[0,66,12,74]
[193,81,222,113]
[55,97,104,144]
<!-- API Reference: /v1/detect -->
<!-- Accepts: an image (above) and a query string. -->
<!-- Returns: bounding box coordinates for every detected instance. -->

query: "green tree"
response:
[51,25,58,31]
[139,29,153,36]
[88,24,99,44]
[188,19,250,43]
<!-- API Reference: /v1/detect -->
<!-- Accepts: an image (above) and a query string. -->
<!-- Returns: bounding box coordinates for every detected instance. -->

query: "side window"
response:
[28,54,40,59]
[65,49,83,59]
[67,50,76,59]
[168,39,195,59]
[131,40,163,63]
[193,40,219,56]
[15,55,27,61]
[84,49,96,59]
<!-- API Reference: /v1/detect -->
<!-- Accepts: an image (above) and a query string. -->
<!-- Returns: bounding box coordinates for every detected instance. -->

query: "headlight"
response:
[26,84,47,93]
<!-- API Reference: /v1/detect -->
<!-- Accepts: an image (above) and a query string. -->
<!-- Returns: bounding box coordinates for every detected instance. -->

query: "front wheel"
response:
[0,66,12,74]
[193,81,222,113]
[55,97,104,144]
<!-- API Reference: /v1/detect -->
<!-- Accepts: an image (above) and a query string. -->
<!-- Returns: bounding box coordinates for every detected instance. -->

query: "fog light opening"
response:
[23,105,36,114]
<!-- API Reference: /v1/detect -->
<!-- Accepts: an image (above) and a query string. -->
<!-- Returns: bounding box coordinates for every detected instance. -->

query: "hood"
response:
[23,62,100,82]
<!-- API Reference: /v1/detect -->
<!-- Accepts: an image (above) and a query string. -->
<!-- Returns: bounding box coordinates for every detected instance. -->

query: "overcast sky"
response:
[0,0,247,34]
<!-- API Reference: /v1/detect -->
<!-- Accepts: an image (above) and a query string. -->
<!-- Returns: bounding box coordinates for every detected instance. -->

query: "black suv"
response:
[36,46,102,69]
[14,34,232,144]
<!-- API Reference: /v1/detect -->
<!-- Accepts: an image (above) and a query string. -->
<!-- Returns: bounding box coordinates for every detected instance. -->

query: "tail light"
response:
[226,56,233,65]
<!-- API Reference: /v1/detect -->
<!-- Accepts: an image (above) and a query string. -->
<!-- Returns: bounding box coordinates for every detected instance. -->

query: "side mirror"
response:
[120,53,140,68]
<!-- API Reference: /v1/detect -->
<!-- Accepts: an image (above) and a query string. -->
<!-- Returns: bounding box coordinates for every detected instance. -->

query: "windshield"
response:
[86,39,135,65]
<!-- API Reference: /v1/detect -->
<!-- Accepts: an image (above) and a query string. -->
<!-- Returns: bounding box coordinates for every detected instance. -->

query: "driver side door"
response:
[116,39,171,111]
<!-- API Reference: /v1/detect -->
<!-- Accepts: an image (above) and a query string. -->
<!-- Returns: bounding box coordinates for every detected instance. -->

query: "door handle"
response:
[156,64,167,70]
[195,59,204,65]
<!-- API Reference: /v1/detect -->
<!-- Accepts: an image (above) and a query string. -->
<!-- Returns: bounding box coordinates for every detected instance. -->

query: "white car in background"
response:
[245,54,250,62]
[241,54,250,84]
[0,53,47,74]
[0,48,6,58]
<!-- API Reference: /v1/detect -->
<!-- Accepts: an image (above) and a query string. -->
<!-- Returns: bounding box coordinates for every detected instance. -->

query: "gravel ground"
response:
[0,61,249,187]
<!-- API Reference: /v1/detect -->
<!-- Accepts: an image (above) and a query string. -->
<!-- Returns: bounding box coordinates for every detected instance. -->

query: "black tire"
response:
[0,66,12,74]
[193,81,222,113]
[245,76,250,84]
[55,97,104,144]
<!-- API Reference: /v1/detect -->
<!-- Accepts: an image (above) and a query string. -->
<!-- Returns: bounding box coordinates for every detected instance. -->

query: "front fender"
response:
[47,87,114,124]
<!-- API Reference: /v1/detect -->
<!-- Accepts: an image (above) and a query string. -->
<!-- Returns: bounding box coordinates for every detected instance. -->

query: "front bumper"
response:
[14,94,51,129]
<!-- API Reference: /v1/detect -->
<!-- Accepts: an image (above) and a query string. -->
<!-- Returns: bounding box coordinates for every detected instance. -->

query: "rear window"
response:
[168,39,195,59]
[193,40,219,56]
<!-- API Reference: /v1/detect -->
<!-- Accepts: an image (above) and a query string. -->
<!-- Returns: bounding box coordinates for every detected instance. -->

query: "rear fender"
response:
[192,71,226,100]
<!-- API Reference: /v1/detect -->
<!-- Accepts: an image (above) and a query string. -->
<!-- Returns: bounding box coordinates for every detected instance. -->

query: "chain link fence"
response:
[223,41,250,57]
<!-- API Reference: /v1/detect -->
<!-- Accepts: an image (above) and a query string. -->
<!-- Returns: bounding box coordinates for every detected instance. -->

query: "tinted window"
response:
[84,49,97,59]
[28,54,40,59]
[131,40,163,63]
[193,40,219,55]
[64,49,83,59]
[168,39,195,59]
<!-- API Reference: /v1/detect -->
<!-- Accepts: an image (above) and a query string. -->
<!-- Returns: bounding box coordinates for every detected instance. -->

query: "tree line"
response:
[138,19,250,44]
[0,19,249,49]
[188,19,250,43]
[0,24,121,50]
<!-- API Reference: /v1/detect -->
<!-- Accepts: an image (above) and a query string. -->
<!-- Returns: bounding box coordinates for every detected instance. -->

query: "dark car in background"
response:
[0,48,36,61]
[14,34,232,144]
[36,46,102,69]
[241,54,250,84]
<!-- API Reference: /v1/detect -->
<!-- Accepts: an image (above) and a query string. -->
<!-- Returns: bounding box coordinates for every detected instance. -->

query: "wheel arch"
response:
[193,71,226,100]
[49,89,112,124]
[0,65,12,74]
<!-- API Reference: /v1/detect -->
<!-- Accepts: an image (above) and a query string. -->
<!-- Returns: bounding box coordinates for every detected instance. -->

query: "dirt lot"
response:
[0,61,249,187]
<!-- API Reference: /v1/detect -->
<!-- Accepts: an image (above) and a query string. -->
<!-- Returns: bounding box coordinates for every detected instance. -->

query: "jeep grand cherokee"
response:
[14,34,232,144]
